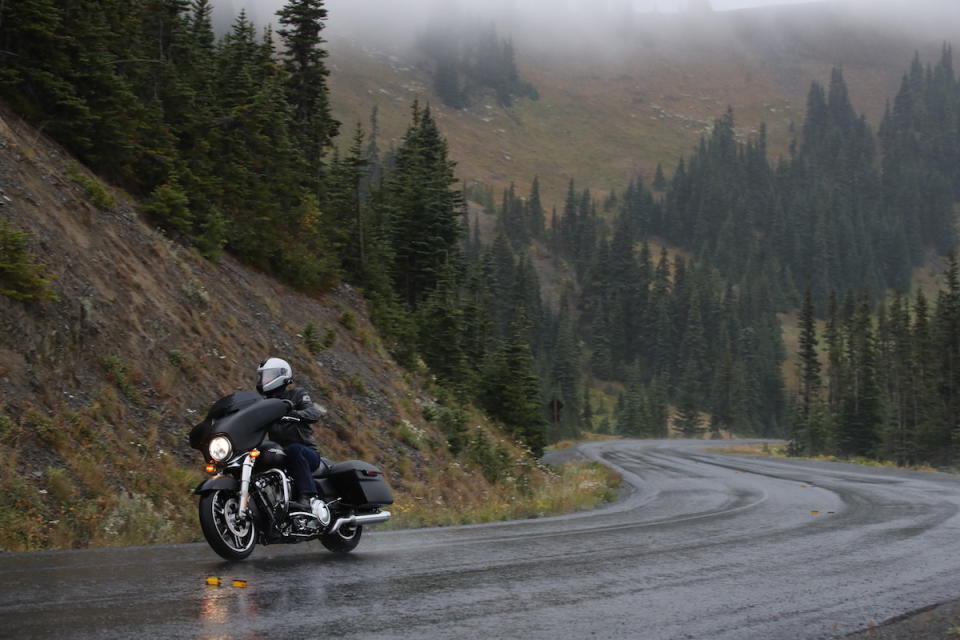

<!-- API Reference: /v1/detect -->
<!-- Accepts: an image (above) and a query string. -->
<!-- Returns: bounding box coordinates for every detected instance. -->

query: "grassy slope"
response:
[327,4,940,210]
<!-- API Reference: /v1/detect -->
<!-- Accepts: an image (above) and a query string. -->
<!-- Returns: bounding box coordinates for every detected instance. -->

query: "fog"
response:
[213,0,960,54]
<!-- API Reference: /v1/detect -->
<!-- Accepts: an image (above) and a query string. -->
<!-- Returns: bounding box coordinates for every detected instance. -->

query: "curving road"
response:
[3,440,960,639]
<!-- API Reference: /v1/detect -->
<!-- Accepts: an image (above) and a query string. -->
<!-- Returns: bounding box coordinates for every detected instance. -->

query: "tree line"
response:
[646,52,959,313]
[473,174,788,444]
[792,256,960,467]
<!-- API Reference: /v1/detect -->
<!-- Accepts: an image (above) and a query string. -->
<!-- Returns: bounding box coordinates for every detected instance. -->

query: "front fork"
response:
[238,452,256,519]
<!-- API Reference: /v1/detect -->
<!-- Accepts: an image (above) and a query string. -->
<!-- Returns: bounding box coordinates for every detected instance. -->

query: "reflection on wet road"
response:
[3,440,960,639]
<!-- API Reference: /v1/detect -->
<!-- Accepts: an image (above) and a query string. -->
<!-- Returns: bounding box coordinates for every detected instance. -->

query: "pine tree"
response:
[653,163,667,192]
[837,299,883,458]
[384,102,463,308]
[277,0,339,193]
[527,176,546,240]
[480,311,547,455]
[417,263,467,387]
[794,288,823,454]
[327,123,371,280]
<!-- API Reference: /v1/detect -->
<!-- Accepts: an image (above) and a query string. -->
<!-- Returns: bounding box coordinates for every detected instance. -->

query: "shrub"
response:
[303,322,323,354]
[67,164,115,210]
[467,431,512,483]
[323,327,337,348]
[344,373,367,395]
[102,355,138,402]
[45,467,75,502]
[0,412,19,443]
[167,349,188,370]
[196,208,227,261]
[0,222,58,302]
[142,182,192,233]
[394,420,424,450]
[181,279,209,307]
[339,311,357,332]
[424,404,469,455]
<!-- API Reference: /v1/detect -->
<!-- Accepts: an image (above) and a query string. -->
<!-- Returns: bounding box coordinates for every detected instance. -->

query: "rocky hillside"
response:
[0,107,590,551]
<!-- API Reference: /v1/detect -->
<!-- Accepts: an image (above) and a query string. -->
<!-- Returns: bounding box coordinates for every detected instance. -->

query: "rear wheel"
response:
[199,490,257,561]
[320,523,363,553]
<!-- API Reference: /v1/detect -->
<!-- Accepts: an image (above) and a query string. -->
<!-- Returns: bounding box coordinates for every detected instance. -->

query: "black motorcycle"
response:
[189,392,393,561]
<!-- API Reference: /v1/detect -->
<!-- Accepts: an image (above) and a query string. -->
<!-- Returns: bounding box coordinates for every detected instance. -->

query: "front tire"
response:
[320,524,363,553]
[199,490,257,561]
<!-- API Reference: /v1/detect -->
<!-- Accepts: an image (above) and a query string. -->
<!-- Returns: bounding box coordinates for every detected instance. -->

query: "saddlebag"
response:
[328,461,394,508]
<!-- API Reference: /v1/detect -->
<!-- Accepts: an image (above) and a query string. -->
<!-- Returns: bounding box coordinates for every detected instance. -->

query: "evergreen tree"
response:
[793,288,824,454]
[277,0,339,192]
[384,102,463,308]
[480,311,547,455]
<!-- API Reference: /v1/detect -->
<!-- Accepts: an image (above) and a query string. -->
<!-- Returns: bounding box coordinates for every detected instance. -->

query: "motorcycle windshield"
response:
[210,397,289,455]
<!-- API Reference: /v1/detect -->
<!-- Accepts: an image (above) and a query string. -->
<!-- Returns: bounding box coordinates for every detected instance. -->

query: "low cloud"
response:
[214,0,960,54]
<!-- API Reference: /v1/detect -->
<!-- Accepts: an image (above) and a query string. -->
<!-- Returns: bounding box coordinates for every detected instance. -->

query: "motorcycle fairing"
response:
[207,398,289,453]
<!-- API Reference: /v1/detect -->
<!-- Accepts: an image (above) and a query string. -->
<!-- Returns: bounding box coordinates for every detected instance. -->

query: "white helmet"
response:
[256,357,293,395]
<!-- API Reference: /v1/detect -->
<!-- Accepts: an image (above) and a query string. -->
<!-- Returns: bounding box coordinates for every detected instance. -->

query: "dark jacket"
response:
[267,386,322,450]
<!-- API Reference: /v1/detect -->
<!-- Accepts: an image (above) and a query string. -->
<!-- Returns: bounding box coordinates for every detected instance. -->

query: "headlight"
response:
[208,436,232,462]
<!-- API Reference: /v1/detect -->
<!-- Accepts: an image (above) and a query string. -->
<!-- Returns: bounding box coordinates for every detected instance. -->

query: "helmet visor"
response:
[258,368,285,389]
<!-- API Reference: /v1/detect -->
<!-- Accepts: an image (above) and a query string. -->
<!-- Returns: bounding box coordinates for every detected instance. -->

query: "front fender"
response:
[193,476,239,495]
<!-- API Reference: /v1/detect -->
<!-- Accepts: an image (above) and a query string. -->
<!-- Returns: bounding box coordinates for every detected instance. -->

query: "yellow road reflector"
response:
[232,579,248,588]
[810,510,820,515]
[800,485,807,488]
[205,577,221,586]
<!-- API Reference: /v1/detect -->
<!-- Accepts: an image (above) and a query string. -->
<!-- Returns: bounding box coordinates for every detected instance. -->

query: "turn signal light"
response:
[205,464,216,474]
[250,449,261,459]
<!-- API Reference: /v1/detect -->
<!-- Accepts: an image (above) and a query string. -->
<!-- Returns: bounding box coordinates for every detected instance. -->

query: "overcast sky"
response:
[220,0,960,22]
[215,0,960,46]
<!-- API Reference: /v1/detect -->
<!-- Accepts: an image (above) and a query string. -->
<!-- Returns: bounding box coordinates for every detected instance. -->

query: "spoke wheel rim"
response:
[212,491,254,553]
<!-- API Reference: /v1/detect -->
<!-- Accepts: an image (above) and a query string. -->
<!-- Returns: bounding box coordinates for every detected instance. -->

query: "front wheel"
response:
[320,524,363,553]
[199,490,257,561]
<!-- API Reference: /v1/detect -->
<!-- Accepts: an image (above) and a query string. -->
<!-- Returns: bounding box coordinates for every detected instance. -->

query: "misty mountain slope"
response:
[326,2,944,208]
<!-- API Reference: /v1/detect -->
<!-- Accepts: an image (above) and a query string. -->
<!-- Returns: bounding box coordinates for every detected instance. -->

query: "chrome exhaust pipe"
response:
[329,510,392,534]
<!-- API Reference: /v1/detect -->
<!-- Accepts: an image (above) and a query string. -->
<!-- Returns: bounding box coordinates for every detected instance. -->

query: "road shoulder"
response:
[846,599,960,639]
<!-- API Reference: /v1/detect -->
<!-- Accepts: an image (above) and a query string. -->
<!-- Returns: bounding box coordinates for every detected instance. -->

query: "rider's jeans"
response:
[284,443,321,498]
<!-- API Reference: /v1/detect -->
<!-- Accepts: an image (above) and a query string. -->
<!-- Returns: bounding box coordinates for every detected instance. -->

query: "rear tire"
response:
[320,524,363,553]
[199,490,257,561]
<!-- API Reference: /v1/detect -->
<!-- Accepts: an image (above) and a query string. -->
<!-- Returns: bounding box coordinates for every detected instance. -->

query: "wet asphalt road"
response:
[4,439,960,640]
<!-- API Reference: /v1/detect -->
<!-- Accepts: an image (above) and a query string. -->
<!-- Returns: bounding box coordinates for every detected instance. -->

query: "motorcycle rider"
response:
[256,357,330,526]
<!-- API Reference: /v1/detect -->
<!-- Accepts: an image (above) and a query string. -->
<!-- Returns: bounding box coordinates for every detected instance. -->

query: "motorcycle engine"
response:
[254,472,286,521]
[253,471,318,537]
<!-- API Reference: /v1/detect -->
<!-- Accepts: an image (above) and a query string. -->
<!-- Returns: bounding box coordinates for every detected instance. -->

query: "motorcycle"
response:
[189,391,393,561]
